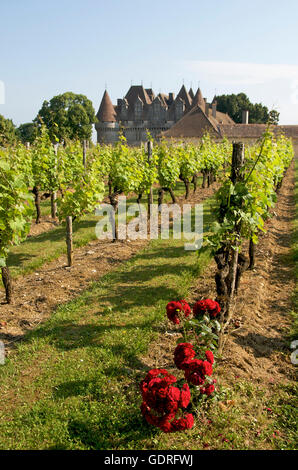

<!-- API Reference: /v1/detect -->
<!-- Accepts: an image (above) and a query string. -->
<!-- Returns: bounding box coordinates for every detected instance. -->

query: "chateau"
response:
[95,84,298,153]
[95,84,234,145]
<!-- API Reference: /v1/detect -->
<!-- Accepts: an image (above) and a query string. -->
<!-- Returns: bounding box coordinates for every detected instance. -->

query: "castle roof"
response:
[218,124,298,139]
[162,105,221,139]
[192,87,205,109]
[96,90,117,122]
[175,85,192,110]
[125,85,152,106]
[208,110,235,126]
[145,88,155,101]
[157,93,169,107]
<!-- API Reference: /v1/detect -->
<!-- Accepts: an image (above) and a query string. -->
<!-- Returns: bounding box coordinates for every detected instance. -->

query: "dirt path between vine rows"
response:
[0,181,219,353]
[220,159,296,385]
[144,160,296,386]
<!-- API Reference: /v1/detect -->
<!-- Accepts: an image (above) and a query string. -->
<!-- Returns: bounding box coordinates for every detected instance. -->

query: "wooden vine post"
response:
[83,140,87,168]
[147,140,153,219]
[32,186,41,224]
[216,142,245,353]
[51,144,58,219]
[66,216,73,267]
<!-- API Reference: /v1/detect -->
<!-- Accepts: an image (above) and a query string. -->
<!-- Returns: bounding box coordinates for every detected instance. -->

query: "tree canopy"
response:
[35,92,96,143]
[0,114,18,147]
[215,93,279,125]
[17,122,38,144]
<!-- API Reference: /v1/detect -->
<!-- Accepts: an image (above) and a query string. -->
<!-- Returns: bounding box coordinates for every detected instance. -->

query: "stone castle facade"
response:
[95,84,232,145]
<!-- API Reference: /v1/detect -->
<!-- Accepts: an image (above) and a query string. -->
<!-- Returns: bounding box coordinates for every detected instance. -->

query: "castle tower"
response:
[95,90,119,144]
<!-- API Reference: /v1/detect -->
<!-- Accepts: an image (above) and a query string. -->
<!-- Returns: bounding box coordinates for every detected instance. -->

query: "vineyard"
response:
[0,128,296,450]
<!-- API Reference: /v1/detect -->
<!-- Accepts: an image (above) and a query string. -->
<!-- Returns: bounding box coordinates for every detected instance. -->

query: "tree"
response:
[0,114,18,147]
[215,93,274,124]
[17,122,38,144]
[268,109,280,125]
[35,92,96,143]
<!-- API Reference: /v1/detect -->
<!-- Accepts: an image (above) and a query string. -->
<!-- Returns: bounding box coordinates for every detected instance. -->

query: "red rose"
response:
[200,384,215,396]
[193,299,207,316]
[179,383,191,408]
[166,300,191,325]
[171,413,194,431]
[180,299,191,317]
[205,350,214,364]
[193,298,221,319]
[174,342,196,370]
[159,418,173,433]
[201,360,213,376]
[184,359,205,386]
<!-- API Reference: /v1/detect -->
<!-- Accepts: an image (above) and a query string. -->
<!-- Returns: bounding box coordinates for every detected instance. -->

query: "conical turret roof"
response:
[192,87,205,109]
[97,90,117,122]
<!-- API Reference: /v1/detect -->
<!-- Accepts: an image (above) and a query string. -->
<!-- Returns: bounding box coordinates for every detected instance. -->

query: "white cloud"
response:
[179,60,298,124]
[184,61,298,85]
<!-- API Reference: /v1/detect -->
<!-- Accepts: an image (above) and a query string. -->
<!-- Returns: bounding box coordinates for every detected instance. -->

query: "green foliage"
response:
[36,92,96,143]
[216,93,274,124]
[0,155,33,266]
[200,131,294,254]
[0,114,18,147]
[156,141,181,189]
[57,147,104,222]
[17,122,38,144]
[31,125,59,192]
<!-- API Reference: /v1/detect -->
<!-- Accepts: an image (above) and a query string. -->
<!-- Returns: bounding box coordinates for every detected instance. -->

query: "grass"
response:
[7,214,100,278]
[0,195,214,450]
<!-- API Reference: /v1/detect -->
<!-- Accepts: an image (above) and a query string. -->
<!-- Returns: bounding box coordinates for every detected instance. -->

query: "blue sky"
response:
[1,0,298,133]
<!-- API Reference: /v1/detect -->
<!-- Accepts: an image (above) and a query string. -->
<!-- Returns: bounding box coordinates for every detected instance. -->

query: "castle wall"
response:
[95,122,119,144]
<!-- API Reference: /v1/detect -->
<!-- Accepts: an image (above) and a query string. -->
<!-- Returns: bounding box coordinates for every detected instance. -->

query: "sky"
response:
[1,0,298,138]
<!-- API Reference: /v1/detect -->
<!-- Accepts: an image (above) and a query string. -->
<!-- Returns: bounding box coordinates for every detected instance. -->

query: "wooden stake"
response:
[147,141,153,219]
[51,192,57,219]
[83,140,87,168]
[66,216,73,267]
[33,186,41,224]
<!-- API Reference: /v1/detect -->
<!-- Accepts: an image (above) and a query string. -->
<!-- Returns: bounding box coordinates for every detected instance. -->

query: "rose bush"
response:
[140,368,194,433]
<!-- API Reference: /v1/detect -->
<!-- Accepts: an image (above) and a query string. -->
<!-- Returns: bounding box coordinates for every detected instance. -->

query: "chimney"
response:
[242,110,249,124]
[168,92,175,104]
[204,98,209,117]
[212,101,217,119]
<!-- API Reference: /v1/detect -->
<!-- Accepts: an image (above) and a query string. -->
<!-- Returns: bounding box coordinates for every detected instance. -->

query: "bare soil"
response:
[27,215,60,237]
